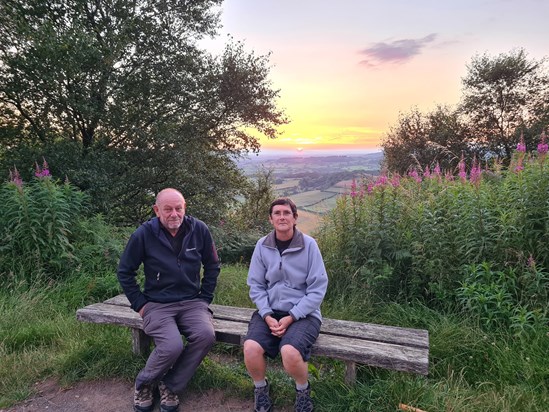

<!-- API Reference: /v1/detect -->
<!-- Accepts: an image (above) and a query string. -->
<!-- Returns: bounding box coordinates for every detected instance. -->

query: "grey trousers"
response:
[135,299,215,393]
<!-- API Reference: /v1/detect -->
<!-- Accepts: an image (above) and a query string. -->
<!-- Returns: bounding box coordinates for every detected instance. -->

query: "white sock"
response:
[296,381,309,391]
[254,379,267,388]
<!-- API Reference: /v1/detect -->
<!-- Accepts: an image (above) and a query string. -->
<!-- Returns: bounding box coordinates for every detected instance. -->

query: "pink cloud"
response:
[359,33,438,67]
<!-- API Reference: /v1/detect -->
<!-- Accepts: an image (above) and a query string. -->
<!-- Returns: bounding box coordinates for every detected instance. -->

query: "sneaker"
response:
[134,383,154,412]
[294,382,314,412]
[253,380,273,412]
[159,381,180,412]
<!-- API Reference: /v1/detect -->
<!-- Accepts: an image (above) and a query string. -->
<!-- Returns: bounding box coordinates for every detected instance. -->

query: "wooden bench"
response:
[76,295,429,384]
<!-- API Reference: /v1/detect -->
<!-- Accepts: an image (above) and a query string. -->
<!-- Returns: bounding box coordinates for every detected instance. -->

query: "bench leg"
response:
[131,328,151,356]
[344,361,356,385]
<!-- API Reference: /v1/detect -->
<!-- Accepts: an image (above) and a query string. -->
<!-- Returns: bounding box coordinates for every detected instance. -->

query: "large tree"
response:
[460,48,549,158]
[382,49,549,174]
[382,105,475,175]
[0,0,287,224]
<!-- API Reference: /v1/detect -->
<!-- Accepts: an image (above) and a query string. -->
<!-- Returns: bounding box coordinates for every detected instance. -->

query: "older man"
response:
[117,188,220,412]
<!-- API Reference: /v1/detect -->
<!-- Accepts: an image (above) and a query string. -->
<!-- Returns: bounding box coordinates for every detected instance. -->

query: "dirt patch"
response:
[0,377,291,412]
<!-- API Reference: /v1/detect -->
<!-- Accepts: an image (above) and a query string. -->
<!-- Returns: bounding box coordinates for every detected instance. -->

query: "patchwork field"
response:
[241,152,383,235]
[295,208,324,235]
[274,178,300,191]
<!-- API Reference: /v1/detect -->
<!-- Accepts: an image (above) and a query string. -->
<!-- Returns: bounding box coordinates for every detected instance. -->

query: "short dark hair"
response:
[269,197,298,217]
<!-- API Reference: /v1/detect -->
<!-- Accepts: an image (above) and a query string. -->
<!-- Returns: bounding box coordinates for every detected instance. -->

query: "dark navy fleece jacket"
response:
[117,216,220,312]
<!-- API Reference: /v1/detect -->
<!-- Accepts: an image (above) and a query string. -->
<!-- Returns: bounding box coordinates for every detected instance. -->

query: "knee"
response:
[191,326,216,349]
[157,337,185,361]
[243,339,264,360]
[281,344,302,365]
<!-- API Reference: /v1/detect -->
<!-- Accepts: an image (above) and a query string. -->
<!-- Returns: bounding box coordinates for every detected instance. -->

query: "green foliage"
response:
[0,1,287,225]
[458,262,548,334]
[0,174,86,283]
[230,167,276,234]
[212,263,253,308]
[382,105,474,175]
[461,48,549,159]
[211,167,276,264]
[211,225,258,265]
[0,171,127,291]
[317,149,549,332]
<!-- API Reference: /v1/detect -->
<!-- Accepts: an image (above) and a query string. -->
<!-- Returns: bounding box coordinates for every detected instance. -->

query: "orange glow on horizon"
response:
[255,123,384,152]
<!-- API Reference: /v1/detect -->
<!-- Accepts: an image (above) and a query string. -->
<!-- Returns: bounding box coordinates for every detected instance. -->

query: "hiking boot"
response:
[159,381,180,412]
[253,380,273,412]
[134,383,154,412]
[294,382,314,412]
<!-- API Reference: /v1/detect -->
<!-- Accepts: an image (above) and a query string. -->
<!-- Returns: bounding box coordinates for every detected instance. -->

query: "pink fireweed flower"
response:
[515,157,524,172]
[35,158,51,178]
[349,178,358,197]
[9,166,23,187]
[470,156,482,184]
[537,131,548,155]
[375,175,388,187]
[433,162,441,177]
[34,162,42,177]
[458,155,467,182]
[516,133,526,153]
[445,171,455,181]
[41,158,50,177]
[367,182,374,194]
[390,174,401,188]
[408,169,422,183]
[423,166,431,179]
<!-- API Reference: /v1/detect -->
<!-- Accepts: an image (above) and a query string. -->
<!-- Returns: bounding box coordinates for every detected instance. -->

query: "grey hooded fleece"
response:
[247,228,328,322]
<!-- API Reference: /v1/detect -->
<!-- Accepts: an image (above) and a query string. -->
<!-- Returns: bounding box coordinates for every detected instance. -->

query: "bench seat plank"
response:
[103,296,429,350]
[77,295,430,381]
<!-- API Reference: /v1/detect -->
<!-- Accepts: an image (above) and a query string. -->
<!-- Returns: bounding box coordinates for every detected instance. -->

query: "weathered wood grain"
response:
[103,296,429,349]
[77,294,430,381]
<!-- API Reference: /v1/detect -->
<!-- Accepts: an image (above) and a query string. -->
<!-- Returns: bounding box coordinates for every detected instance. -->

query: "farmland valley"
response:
[237,151,383,234]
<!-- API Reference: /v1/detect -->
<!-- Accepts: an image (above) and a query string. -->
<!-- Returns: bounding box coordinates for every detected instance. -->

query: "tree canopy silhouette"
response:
[382,48,549,174]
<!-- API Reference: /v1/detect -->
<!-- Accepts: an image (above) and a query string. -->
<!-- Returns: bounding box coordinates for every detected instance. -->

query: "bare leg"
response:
[280,344,308,386]
[243,339,267,381]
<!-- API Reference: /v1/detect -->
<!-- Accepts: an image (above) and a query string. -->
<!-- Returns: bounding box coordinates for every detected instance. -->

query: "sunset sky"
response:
[203,0,549,154]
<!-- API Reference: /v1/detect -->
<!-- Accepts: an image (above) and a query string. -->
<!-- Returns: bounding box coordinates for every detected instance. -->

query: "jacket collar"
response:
[263,227,305,250]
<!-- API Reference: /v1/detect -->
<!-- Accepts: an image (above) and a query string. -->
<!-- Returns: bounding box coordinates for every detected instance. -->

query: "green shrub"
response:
[458,262,548,333]
[317,145,549,333]
[0,169,86,284]
[0,165,128,289]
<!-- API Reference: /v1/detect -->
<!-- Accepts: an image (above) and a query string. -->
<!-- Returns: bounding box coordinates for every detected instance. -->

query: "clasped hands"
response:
[265,315,294,337]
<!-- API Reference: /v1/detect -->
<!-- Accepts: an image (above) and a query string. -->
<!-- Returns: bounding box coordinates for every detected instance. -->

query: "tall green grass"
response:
[1,157,548,411]
[316,148,549,332]
[2,265,547,411]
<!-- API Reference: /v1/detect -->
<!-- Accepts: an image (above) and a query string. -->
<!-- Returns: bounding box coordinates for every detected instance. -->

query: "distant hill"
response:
[236,151,384,234]
[238,151,383,177]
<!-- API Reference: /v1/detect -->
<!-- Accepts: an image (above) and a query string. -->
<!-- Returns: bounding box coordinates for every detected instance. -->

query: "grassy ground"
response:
[1,265,548,411]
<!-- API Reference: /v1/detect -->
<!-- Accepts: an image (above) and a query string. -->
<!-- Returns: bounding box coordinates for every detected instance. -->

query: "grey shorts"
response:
[245,310,321,362]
